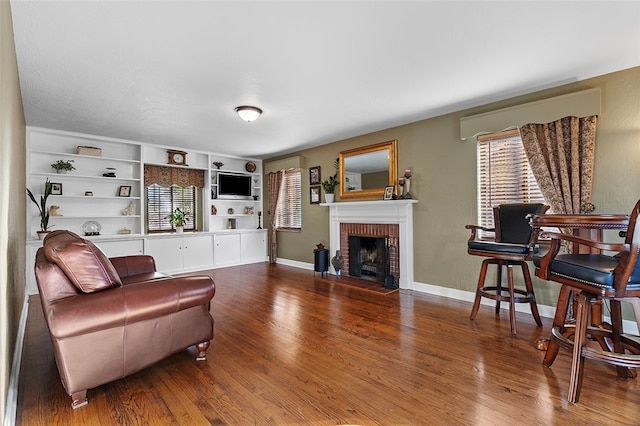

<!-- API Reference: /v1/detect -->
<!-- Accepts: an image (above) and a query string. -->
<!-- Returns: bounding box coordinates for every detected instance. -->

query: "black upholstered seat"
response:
[466,203,549,335]
[468,241,533,255]
[534,253,640,291]
[534,199,640,404]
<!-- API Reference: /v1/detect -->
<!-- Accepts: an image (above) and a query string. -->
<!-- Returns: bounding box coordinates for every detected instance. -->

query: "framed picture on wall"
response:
[310,186,321,204]
[309,166,321,185]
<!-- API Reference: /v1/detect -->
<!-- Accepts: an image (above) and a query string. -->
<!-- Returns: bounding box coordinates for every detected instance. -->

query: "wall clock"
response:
[167,150,188,166]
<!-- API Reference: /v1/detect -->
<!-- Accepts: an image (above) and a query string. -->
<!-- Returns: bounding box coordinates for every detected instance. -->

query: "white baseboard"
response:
[411,280,557,321]
[276,258,314,271]
[409,281,639,335]
[411,281,640,335]
[3,295,29,426]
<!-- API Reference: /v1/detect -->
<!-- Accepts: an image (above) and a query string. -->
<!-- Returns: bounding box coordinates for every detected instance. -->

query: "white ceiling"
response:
[10,1,640,160]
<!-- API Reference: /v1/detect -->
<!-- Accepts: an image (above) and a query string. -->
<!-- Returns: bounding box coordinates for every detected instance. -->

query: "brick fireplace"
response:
[324,200,417,289]
[341,223,399,284]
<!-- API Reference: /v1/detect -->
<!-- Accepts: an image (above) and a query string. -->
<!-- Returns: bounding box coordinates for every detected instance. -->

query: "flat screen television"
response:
[217,173,252,199]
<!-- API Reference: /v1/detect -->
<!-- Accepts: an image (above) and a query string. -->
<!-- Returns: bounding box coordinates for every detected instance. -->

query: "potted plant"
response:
[321,174,339,203]
[166,207,189,233]
[27,178,53,239]
[51,159,75,174]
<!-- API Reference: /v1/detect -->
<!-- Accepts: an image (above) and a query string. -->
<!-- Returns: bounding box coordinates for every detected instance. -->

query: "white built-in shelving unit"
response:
[27,128,143,237]
[25,126,267,294]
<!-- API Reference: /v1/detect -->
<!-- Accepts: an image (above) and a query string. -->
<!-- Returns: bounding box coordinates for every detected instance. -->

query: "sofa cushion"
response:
[43,230,122,293]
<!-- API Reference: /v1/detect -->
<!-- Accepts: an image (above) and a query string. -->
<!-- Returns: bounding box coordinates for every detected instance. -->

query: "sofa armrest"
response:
[110,255,157,278]
[45,275,215,339]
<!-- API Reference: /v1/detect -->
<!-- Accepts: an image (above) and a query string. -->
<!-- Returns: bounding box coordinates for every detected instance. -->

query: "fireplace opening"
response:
[348,235,389,283]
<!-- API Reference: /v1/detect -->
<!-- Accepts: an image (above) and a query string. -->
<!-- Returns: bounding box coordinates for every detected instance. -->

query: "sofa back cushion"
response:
[43,230,122,293]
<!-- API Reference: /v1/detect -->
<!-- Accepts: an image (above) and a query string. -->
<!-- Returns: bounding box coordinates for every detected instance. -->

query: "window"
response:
[477,130,546,233]
[275,169,302,230]
[146,184,197,232]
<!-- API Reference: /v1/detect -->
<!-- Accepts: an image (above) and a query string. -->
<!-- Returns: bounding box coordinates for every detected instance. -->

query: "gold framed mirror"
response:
[339,140,397,200]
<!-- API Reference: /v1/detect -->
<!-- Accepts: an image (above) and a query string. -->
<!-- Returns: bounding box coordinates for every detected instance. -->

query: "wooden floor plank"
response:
[16,263,640,425]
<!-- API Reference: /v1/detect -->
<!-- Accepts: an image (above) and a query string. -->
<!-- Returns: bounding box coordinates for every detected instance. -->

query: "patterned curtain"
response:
[144,165,205,188]
[267,171,284,263]
[519,116,597,215]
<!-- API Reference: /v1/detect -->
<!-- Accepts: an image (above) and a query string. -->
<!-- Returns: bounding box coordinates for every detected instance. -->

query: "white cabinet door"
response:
[213,233,241,266]
[144,237,183,272]
[98,239,144,258]
[241,232,267,263]
[183,235,214,270]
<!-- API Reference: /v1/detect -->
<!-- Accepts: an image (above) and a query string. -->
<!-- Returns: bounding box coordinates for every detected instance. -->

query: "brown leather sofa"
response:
[34,230,216,408]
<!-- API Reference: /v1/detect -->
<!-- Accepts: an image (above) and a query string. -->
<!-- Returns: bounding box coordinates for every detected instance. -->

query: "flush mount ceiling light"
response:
[234,106,262,122]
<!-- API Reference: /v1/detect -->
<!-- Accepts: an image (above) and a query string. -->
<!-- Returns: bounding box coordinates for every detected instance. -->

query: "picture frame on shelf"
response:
[383,185,394,200]
[310,186,321,204]
[309,166,321,185]
[118,185,131,197]
[51,183,62,195]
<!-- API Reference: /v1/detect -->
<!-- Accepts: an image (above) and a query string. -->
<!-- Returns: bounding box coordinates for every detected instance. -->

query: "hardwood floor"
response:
[17,263,640,425]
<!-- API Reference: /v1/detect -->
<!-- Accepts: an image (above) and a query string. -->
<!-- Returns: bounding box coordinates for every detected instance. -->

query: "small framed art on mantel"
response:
[383,185,394,200]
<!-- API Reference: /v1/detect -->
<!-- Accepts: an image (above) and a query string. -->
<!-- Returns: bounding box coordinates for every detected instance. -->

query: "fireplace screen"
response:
[347,235,389,282]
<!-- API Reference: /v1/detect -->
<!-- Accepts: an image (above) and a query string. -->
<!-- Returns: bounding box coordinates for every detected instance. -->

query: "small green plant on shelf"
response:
[166,207,189,227]
[321,174,339,194]
[26,178,53,232]
[50,159,75,173]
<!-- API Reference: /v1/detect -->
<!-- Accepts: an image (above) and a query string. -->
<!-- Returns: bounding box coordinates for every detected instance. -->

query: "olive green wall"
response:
[1,0,27,421]
[266,66,640,309]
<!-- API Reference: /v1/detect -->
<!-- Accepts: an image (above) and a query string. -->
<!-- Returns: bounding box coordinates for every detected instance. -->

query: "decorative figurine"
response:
[49,205,62,216]
[122,201,136,216]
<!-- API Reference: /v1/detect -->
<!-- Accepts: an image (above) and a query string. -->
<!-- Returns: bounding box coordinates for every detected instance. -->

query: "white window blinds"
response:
[477,130,545,232]
[146,184,197,232]
[275,169,302,230]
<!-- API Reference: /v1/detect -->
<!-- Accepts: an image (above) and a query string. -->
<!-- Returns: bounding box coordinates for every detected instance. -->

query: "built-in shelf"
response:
[31,150,141,164]
[49,215,141,219]
[32,172,140,182]
[39,195,141,200]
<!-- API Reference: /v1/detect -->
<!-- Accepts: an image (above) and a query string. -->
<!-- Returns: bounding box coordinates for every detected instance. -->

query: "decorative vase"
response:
[56,169,66,174]
[175,225,184,234]
[36,230,51,240]
[331,250,343,275]
[325,193,335,203]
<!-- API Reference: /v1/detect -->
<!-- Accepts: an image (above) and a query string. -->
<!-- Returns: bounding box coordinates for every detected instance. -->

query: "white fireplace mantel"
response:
[322,200,417,289]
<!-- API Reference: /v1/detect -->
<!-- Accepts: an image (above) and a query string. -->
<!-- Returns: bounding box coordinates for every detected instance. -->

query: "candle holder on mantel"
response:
[398,177,405,199]
[257,211,262,229]
[400,169,413,199]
